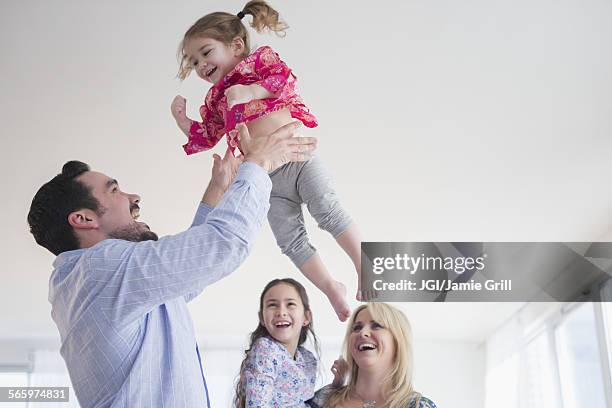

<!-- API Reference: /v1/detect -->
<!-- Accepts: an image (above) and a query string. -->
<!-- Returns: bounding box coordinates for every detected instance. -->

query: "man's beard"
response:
[108,223,158,242]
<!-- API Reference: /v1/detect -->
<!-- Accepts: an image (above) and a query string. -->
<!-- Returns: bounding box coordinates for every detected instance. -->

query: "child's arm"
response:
[243,339,277,406]
[225,46,293,109]
[225,84,274,109]
[171,95,226,155]
[171,95,194,136]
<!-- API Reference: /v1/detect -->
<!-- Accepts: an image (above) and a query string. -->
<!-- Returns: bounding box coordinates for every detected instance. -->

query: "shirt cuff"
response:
[236,162,272,194]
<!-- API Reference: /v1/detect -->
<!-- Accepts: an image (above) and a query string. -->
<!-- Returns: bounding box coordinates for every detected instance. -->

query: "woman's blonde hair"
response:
[177,0,288,80]
[325,303,422,408]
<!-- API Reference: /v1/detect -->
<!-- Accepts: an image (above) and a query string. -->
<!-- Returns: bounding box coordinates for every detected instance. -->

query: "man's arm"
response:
[93,162,270,324]
[92,122,316,325]
[184,148,243,302]
[189,147,243,229]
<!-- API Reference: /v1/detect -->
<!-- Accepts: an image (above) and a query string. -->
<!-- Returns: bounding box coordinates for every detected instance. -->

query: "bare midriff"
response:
[237,108,293,151]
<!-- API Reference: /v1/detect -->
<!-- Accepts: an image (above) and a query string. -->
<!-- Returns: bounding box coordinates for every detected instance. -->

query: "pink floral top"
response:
[183,46,318,155]
[244,336,317,408]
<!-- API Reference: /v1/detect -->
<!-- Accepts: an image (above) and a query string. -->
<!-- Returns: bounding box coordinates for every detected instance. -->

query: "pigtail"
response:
[177,1,288,80]
[241,0,288,36]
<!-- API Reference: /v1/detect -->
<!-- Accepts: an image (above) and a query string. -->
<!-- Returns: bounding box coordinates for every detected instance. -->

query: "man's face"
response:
[77,171,158,242]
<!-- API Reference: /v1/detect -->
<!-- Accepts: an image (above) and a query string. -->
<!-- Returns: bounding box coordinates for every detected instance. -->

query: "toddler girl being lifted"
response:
[171,1,363,320]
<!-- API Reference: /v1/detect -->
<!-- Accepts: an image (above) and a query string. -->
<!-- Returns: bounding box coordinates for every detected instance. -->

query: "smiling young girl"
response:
[171,0,364,321]
[233,278,320,407]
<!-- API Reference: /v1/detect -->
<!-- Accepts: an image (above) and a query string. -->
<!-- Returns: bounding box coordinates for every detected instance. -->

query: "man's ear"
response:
[68,209,99,230]
[231,36,246,56]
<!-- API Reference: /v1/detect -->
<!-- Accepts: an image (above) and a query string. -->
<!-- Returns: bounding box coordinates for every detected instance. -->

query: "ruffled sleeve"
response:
[182,94,226,155]
[253,46,293,94]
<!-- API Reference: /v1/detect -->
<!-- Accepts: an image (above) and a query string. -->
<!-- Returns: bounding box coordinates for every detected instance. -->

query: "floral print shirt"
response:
[307,385,437,408]
[183,46,318,155]
[244,336,317,408]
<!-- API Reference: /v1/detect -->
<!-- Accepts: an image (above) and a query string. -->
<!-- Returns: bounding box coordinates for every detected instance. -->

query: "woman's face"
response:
[348,308,396,372]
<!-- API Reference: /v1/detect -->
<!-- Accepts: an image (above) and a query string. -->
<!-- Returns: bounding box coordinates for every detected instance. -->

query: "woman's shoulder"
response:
[308,384,335,408]
[408,394,437,408]
[308,388,437,408]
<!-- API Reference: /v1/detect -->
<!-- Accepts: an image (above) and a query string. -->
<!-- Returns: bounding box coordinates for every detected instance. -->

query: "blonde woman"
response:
[308,303,436,408]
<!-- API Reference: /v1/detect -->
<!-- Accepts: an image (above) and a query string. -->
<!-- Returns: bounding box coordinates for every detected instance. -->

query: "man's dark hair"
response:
[28,161,103,256]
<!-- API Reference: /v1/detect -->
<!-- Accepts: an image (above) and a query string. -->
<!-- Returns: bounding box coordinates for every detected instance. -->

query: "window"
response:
[604,302,612,372]
[522,331,559,407]
[0,371,29,408]
[484,353,519,408]
[602,281,612,373]
[555,303,607,408]
[485,298,612,408]
[0,371,28,386]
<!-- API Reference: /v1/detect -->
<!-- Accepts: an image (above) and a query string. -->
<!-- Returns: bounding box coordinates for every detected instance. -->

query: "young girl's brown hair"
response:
[233,278,320,408]
[177,0,289,80]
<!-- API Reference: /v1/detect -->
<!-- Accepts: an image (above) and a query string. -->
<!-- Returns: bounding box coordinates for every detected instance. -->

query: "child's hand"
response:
[171,95,187,120]
[171,95,191,136]
[331,358,348,387]
[225,84,254,109]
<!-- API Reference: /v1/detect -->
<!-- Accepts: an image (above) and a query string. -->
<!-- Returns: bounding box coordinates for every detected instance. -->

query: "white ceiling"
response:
[1,0,610,344]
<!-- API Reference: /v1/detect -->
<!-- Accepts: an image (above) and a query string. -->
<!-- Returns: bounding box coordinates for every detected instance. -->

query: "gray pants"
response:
[268,157,352,268]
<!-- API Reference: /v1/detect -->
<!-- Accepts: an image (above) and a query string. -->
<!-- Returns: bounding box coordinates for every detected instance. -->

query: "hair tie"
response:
[237,11,245,19]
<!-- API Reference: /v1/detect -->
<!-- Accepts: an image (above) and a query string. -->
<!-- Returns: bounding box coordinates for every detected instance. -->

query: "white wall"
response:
[2,0,612,339]
[415,340,485,408]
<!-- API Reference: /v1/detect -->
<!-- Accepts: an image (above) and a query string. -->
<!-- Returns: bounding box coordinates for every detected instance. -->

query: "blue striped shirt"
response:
[48,163,271,408]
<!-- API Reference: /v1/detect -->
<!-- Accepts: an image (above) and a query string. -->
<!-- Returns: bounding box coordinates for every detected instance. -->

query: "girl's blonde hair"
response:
[177,0,288,80]
[325,303,422,408]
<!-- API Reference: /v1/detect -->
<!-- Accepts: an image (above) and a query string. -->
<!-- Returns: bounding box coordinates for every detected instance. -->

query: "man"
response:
[27,122,315,408]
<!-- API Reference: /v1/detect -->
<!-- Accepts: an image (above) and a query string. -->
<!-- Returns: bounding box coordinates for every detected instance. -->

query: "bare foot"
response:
[326,281,351,321]
[357,281,378,301]
[357,283,379,302]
